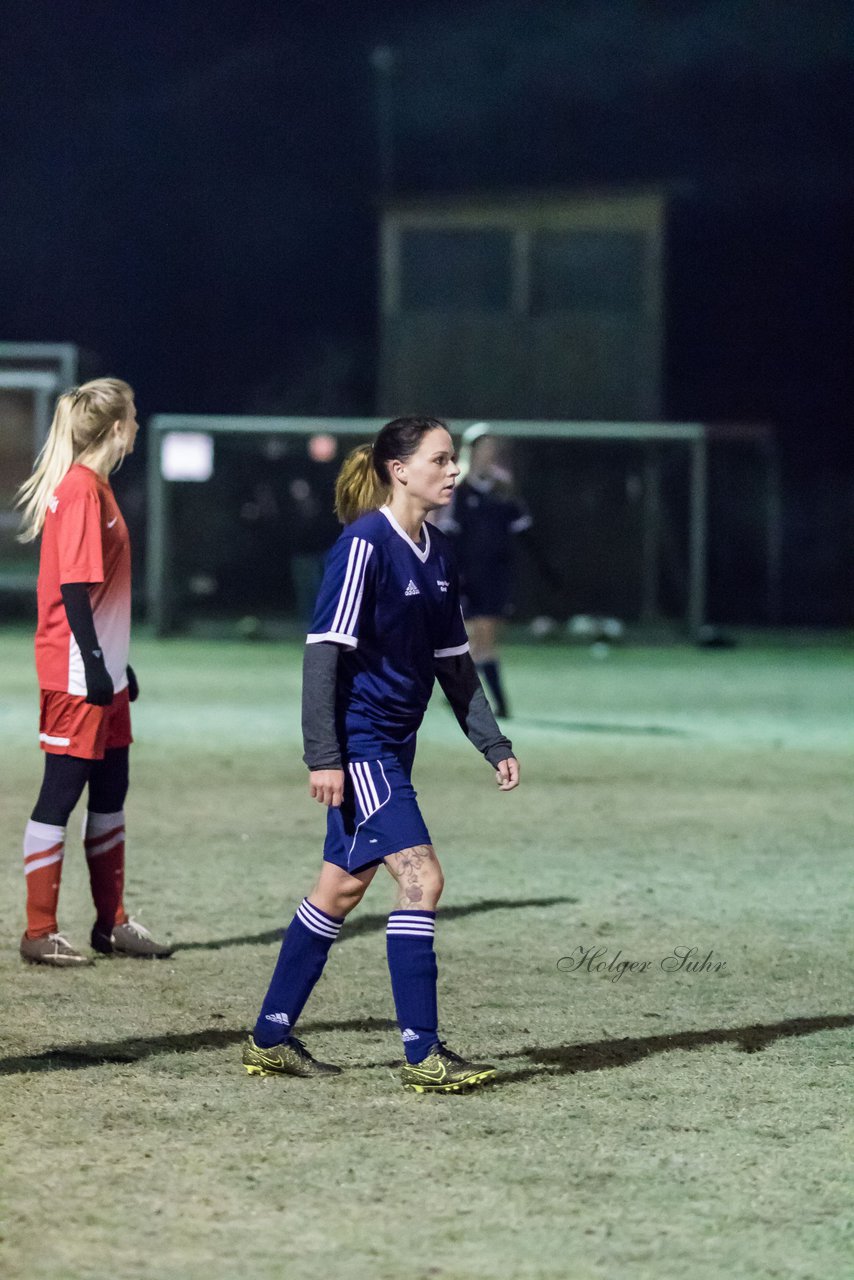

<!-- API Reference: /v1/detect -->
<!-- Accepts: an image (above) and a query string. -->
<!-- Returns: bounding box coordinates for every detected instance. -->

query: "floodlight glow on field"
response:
[161,432,214,482]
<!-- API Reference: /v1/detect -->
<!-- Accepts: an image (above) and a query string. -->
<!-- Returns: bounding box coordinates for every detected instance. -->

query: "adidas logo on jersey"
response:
[401,1028,419,1043]
[48,495,59,513]
[404,580,420,596]
[265,1012,291,1027]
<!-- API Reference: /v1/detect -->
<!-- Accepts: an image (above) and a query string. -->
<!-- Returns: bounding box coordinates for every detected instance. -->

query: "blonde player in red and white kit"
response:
[16,378,172,966]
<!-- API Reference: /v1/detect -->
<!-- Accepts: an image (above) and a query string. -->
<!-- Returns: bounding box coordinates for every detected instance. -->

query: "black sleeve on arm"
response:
[60,582,113,705]
[434,651,514,767]
[301,641,344,771]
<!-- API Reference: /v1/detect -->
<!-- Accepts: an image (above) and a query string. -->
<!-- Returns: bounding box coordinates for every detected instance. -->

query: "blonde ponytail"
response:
[333,417,449,525]
[16,377,134,542]
[334,443,388,524]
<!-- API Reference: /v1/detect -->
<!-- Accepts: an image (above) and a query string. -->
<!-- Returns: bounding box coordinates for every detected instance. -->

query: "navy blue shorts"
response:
[323,741,432,875]
[461,569,512,619]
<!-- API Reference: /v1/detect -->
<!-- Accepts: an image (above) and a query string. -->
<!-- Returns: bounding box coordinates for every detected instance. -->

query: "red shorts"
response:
[39,687,133,760]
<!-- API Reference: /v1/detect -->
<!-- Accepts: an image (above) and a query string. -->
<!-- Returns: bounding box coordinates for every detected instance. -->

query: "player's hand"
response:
[309,769,345,808]
[84,655,114,707]
[126,665,139,702]
[495,756,520,791]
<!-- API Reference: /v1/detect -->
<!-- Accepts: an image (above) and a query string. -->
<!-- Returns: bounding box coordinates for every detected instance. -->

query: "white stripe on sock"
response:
[297,899,341,939]
[85,833,124,860]
[388,914,436,927]
[24,852,64,876]
[299,898,342,932]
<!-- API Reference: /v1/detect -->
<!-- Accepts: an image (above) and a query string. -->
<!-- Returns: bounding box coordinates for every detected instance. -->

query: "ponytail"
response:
[16,394,77,543]
[16,377,134,542]
[334,443,389,524]
[333,416,449,525]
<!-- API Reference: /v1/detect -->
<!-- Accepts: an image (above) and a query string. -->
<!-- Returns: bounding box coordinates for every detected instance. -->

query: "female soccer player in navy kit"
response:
[16,378,172,965]
[243,416,520,1092]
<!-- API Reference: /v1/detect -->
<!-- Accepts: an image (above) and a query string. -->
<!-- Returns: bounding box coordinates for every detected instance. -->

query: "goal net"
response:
[146,415,780,637]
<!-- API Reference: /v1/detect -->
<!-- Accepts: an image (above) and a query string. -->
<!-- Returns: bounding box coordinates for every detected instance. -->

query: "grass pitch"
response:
[1,628,852,1280]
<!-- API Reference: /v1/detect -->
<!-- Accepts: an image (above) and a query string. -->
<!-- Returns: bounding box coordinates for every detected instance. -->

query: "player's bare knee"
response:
[428,864,445,905]
[309,864,373,918]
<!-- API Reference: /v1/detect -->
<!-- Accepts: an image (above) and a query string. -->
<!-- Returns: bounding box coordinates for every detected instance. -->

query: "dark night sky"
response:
[1,1,852,461]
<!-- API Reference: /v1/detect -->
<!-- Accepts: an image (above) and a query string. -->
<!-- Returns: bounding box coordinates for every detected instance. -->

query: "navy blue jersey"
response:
[307,507,469,758]
[439,477,532,617]
[444,477,532,567]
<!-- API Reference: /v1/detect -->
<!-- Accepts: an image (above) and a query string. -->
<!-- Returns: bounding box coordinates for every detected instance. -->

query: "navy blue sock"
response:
[386,910,438,1064]
[253,898,343,1047]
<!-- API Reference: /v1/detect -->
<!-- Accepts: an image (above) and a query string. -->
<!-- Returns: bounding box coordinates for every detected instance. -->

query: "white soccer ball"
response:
[529,615,557,638]
[567,614,599,638]
[601,617,625,641]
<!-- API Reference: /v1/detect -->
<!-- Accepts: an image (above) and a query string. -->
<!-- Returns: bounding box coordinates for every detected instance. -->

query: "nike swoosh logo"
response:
[107,517,118,528]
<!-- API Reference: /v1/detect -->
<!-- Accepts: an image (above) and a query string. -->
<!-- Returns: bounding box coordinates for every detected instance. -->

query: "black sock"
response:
[478,660,508,717]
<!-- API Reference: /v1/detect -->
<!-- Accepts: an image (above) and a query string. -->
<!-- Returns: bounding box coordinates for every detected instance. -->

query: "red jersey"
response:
[35,464,131,696]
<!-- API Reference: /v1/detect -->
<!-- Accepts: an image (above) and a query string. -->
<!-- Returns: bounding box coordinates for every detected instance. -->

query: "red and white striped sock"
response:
[23,820,65,938]
[83,809,128,932]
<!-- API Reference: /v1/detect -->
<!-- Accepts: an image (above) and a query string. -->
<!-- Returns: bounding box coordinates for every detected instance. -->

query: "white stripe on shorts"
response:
[349,762,373,819]
[346,759,392,862]
[357,761,381,814]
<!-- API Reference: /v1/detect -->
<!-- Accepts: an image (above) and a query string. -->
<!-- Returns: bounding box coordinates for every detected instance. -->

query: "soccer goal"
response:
[0,345,80,596]
[145,415,781,637]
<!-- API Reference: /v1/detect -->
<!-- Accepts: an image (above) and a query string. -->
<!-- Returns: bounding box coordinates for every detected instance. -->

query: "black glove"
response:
[126,665,139,702]
[82,649,114,706]
[60,582,114,706]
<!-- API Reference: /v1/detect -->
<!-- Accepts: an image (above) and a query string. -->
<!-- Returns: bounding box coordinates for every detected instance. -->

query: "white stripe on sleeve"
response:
[433,642,470,658]
[330,539,373,639]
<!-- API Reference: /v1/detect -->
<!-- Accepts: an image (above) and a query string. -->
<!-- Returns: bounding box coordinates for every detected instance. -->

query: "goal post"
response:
[145,415,780,638]
[0,369,64,594]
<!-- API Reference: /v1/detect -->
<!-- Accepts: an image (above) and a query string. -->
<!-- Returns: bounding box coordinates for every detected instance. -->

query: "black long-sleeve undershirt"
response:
[60,582,113,705]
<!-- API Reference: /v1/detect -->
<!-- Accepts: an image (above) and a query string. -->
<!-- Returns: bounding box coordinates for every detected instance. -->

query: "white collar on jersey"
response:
[380,505,431,563]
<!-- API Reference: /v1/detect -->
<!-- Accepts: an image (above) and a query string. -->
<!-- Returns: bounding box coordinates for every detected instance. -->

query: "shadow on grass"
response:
[491,1013,854,1085]
[2,1013,850,1079]
[513,717,688,738]
[174,896,576,952]
[0,1016,401,1076]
